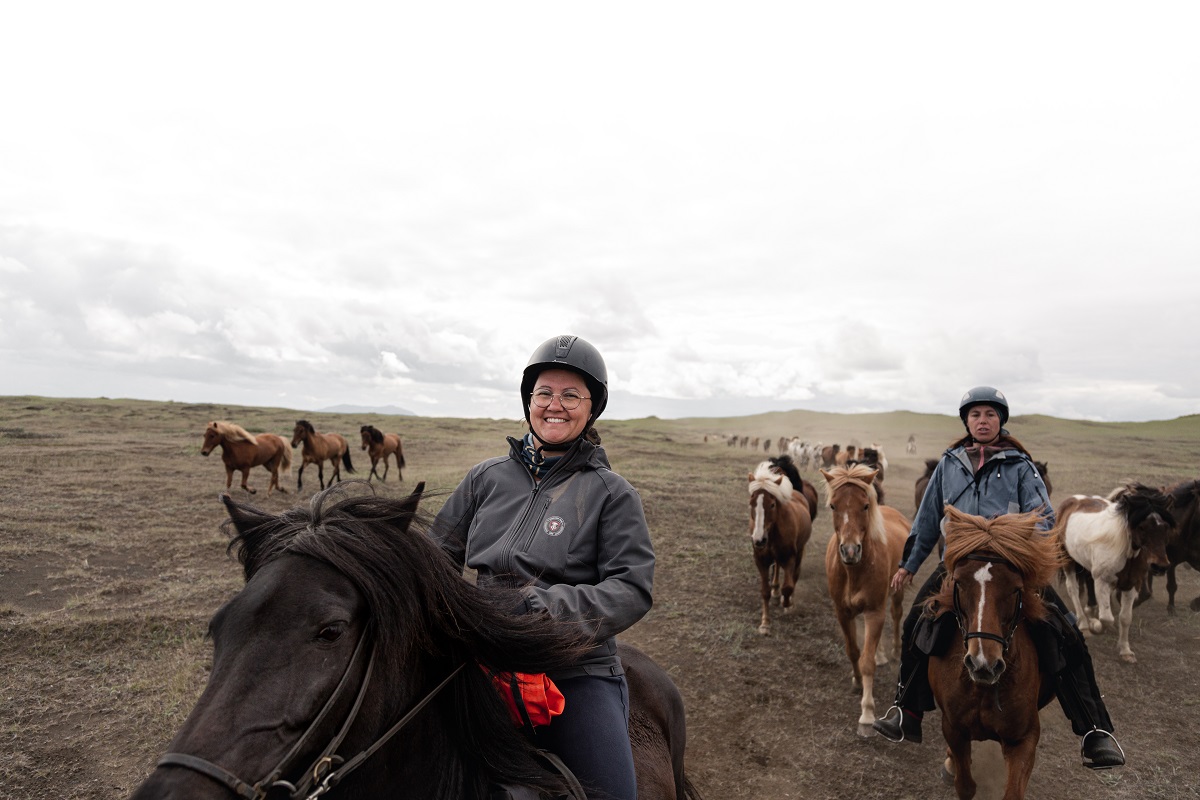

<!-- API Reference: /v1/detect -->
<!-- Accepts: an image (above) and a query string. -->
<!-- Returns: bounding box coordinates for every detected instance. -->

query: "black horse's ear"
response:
[220,493,275,537]
[394,481,426,535]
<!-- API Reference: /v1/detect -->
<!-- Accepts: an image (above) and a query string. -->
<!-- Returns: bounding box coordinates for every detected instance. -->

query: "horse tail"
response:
[279,441,293,476]
[342,449,355,474]
[396,438,406,468]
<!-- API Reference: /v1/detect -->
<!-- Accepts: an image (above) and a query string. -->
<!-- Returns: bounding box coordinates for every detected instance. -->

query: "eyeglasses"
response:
[531,389,590,410]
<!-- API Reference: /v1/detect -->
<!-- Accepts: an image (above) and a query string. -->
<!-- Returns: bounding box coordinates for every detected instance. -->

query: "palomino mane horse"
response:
[747,455,814,635]
[1055,483,1174,663]
[359,425,406,483]
[819,464,909,737]
[927,506,1066,800]
[1142,479,1200,614]
[131,484,702,800]
[200,421,291,496]
[292,420,355,492]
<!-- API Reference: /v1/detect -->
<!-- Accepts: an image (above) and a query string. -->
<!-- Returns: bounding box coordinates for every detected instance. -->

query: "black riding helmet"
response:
[521,335,609,427]
[959,386,1009,427]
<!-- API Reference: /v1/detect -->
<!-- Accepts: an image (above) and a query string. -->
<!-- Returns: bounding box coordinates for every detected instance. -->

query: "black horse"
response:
[131,483,701,800]
[1139,479,1200,614]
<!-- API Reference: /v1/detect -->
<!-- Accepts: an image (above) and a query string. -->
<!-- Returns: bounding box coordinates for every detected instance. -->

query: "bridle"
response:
[156,630,465,799]
[951,552,1024,653]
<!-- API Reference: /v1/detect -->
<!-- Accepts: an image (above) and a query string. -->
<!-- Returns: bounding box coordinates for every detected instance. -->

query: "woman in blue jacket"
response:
[872,387,1124,770]
[432,335,654,800]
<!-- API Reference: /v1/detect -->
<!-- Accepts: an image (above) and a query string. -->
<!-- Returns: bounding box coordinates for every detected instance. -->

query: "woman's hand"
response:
[890,567,913,593]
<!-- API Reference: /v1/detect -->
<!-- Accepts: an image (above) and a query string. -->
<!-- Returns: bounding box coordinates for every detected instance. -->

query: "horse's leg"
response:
[757,563,772,635]
[369,456,380,482]
[317,460,326,490]
[999,734,1039,800]
[946,733,976,800]
[224,467,234,491]
[780,556,799,612]
[1167,564,1179,616]
[297,461,305,491]
[1062,568,1098,635]
[1116,590,1136,662]
[857,609,885,736]
[834,608,862,689]
[1094,578,1116,630]
[240,467,255,494]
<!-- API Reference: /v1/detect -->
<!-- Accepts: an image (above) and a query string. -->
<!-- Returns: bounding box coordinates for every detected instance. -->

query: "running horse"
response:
[927,506,1066,800]
[1141,479,1200,614]
[820,465,910,736]
[130,485,703,800]
[200,421,291,496]
[359,425,406,482]
[747,455,815,635]
[1055,483,1174,662]
[292,420,355,491]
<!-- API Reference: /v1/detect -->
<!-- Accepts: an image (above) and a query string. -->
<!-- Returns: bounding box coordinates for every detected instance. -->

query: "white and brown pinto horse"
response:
[1055,483,1174,663]
[747,455,816,635]
[821,464,910,736]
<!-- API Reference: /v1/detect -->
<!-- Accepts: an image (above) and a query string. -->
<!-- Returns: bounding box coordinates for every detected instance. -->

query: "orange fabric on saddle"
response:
[484,667,565,728]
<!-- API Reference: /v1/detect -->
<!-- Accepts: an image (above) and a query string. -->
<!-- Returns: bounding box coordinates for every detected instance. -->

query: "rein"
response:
[157,631,465,799]
[951,552,1024,653]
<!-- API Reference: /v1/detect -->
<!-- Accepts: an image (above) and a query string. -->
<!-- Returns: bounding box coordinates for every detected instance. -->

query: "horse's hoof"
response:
[1121,653,1137,664]
[758,625,770,636]
[856,722,873,738]
[940,763,955,786]
[1089,619,1103,634]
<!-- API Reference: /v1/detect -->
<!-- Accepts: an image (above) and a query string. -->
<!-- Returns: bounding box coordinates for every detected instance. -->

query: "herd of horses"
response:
[745,450,1200,799]
[200,420,406,496]
[143,422,1197,799]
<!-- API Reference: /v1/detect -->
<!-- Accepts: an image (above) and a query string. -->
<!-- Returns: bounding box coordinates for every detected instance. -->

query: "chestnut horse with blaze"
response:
[291,420,355,491]
[821,465,909,737]
[927,506,1066,800]
[747,456,815,635]
[200,421,291,496]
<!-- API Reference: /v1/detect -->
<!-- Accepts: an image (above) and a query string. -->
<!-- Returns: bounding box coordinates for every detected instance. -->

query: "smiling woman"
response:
[429,334,657,800]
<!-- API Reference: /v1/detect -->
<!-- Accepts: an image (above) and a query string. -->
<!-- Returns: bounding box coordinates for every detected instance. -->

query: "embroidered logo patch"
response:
[543,516,565,536]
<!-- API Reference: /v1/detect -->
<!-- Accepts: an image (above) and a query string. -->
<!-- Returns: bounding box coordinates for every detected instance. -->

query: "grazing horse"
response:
[359,425,405,482]
[199,421,291,496]
[747,456,814,635]
[927,506,1065,800]
[1055,483,1174,662]
[130,485,703,800]
[1141,479,1200,614]
[820,465,909,737]
[292,420,355,491]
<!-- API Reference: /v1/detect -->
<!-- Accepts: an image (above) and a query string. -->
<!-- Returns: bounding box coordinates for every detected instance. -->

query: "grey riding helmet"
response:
[520,335,609,425]
[959,386,1009,426]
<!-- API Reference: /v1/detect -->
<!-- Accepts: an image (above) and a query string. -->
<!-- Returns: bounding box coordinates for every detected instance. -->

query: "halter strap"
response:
[952,553,1025,653]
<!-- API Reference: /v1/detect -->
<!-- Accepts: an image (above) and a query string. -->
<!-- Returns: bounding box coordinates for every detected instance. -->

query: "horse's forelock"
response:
[822,465,884,543]
[750,462,792,502]
[942,508,1063,594]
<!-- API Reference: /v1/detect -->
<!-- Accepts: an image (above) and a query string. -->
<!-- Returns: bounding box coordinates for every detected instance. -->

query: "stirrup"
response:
[1081,728,1125,769]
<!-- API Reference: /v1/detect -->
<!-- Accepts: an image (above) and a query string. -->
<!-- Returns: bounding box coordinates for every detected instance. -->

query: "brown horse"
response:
[292,420,355,491]
[360,425,405,482]
[200,421,291,496]
[747,457,814,635]
[927,506,1065,800]
[1141,478,1200,613]
[821,465,909,736]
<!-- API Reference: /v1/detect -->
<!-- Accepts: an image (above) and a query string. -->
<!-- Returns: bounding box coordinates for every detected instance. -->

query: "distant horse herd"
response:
[738,435,1200,799]
[200,420,406,496]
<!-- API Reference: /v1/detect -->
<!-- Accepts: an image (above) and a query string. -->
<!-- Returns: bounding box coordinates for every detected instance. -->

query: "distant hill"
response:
[319,403,417,417]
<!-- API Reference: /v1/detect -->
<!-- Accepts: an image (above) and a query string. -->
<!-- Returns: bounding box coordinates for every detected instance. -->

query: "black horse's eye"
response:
[316,623,347,643]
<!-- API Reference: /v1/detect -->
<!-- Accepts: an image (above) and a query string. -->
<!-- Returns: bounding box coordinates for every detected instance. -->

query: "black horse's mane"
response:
[220,483,594,798]
[360,424,385,444]
[1112,482,1176,531]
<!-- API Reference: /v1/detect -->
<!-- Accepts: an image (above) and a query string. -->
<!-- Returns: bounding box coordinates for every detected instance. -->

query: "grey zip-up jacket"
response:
[902,442,1054,575]
[431,436,654,676]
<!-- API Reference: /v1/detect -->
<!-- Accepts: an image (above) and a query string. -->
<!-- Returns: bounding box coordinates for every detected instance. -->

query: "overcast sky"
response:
[2,3,1197,424]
